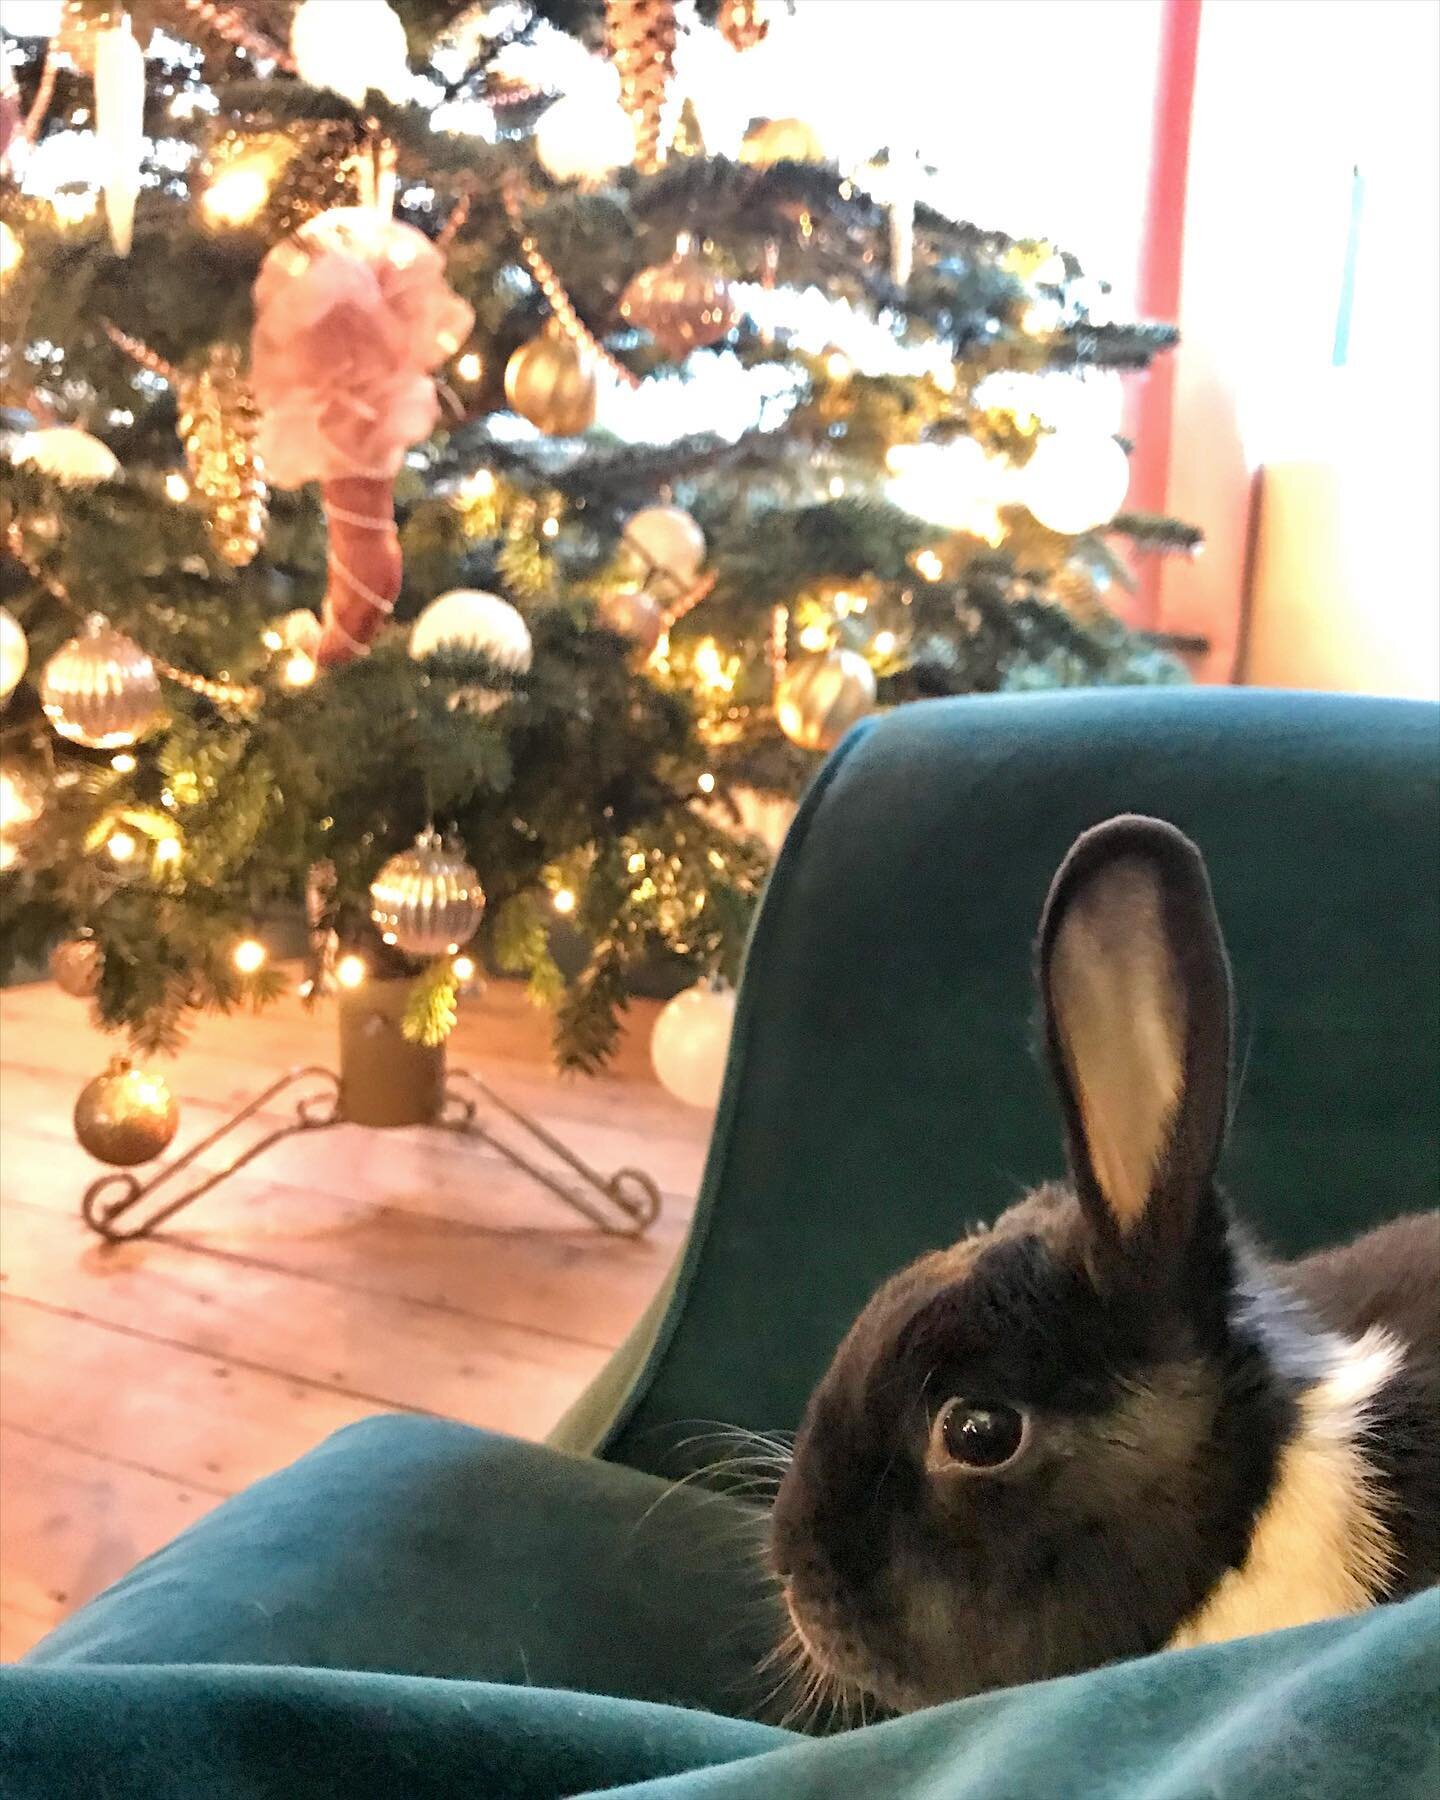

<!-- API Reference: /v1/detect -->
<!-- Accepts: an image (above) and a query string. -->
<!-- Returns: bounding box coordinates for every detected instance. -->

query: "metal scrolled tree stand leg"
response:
[79,982,661,1243]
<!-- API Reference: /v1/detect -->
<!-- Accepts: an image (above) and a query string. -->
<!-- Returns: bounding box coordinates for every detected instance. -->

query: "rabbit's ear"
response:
[1039,816,1232,1270]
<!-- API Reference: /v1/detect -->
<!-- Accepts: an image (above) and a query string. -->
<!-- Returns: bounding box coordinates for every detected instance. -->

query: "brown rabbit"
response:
[770,815,1439,1714]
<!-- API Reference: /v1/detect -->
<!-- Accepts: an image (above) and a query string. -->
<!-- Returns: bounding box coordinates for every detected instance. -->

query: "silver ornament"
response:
[39,614,165,749]
[775,649,877,751]
[370,828,485,958]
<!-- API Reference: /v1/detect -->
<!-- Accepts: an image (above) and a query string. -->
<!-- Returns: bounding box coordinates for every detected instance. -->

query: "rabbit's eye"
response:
[933,1399,1028,1472]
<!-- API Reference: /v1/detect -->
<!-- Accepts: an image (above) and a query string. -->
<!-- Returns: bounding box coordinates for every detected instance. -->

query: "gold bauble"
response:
[74,1057,179,1167]
[0,762,45,872]
[50,934,103,998]
[618,253,737,360]
[370,828,486,958]
[598,588,664,654]
[775,649,876,751]
[39,615,165,750]
[716,0,770,52]
[176,346,269,567]
[739,117,827,168]
[504,328,598,438]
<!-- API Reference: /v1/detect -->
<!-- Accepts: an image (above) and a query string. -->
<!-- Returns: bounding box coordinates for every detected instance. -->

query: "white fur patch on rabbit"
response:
[1167,1326,1403,1650]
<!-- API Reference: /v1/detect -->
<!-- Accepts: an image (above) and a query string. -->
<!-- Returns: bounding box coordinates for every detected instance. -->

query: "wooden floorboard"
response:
[0,977,711,1660]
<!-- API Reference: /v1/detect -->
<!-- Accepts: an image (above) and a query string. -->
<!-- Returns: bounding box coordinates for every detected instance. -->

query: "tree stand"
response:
[80,980,663,1244]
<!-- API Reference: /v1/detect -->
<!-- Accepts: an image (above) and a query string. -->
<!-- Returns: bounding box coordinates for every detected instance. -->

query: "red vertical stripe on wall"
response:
[1129,0,1202,627]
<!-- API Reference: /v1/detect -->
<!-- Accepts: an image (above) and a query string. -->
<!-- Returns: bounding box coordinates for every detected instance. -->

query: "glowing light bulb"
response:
[798,623,831,652]
[282,651,317,688]
[914,549,944,582]
[154,838,182,868]
[697,771,716,794]
[872,630,897,656]
[452,954,476,982]
[111,752,138,774]
[336,954,368,988]
[261,628,283,651]
[540,516,560,539]
[164,471,190,502]
[825,350,852,381]
[107,830,138,863]
[50,188,98,227]
[201,164,271,229]
[459,468,496,502]
[828,476,846,498]
[456,351,483,382]
[693,637,734,693]
[552,887,577,915]
[0,221,22,280]
[232,937,266,974]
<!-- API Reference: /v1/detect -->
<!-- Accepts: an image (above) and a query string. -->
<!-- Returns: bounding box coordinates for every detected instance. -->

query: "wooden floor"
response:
[0,976,711,1661]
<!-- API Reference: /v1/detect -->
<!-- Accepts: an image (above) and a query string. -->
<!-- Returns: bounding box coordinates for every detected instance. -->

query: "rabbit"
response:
[770,814,1439,1715]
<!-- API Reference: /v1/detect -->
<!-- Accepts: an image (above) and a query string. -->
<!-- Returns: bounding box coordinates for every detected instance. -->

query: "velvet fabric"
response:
[7,689,1438,1797]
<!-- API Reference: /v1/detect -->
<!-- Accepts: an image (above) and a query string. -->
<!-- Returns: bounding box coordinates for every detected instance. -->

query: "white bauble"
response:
[291,0,411,108]
[0,607,27,703]
[12,426,120,485]
[886,440,1001,530]
[1022,431,1131,536]
[622,506,706,600]
[410,590,531,712]
[651,982,735,1110]
[535,86,635,185]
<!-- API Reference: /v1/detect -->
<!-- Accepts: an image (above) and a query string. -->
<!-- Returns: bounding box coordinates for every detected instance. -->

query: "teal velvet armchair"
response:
[5,689,1438,1798]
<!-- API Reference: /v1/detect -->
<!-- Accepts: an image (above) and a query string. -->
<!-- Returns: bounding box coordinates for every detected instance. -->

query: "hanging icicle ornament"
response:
[39,615,166,750]
[605,0,676,175]
[94,15,144,255]
[176,346,269,567]
[370,829,486,958]
[250,208,474,667]
[618,239,737,360]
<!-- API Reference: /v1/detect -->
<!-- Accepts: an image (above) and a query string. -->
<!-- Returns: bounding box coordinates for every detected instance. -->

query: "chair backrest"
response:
[602,689,1440,1480]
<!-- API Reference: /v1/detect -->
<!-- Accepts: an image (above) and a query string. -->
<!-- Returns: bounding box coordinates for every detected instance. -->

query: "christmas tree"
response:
[0,0,1199,1079]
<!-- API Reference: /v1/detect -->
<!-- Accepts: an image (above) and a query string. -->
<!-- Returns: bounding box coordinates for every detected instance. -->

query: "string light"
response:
[552,888,577,915]
[232,937,267,974]
[336,953,368,988]
[164,471,190,502]
[456,351,483,382]
[540,516,560,539]
[697,771,716,794]
[627,851,647,874]
[798,623,830,652]
[200,162,273,228]
[50,189,99,227]
[281,651,317,688]
[458,469,496,502]
[828,476,846,498]
[111,752,138,774]
[0,222,22,280]
[872,630,897,656]
[107,830,138,863]
[452,953,476,982]
[154,838,182,868]
[693,637,735,693]
[914,549,944,582]
[825,350,852,381]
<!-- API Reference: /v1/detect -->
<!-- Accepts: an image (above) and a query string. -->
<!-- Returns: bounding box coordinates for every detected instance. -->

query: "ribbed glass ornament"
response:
[39,615,165,749]
[369,829,485,958]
